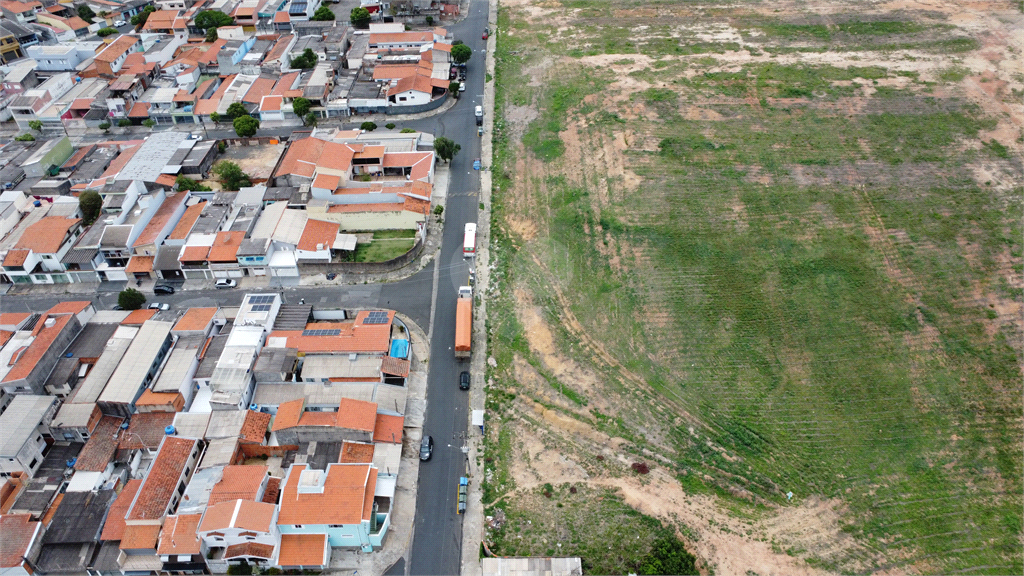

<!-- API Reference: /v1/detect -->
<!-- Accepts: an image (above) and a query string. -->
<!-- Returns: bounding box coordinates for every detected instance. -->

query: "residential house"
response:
[130,191,188,258]
[1,216,82,284]
[0,20,38,52]
[156,513,207,573]
[94,35,143,76]
[0,25,23,64]
[34,489,117,574]
[277,462,382,554]
[0,395,59,478]
[0,0,41,24]
[0,302,93,395]
[0,514,43,575]
[96,319,174,418]
[1,59,38,95]
[198,498,279,572]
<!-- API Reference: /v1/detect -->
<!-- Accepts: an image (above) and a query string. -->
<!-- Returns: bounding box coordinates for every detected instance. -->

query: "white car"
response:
[215,279,237,289]
[148,302,170,311]
[114,19,126,26]
[459,82,466,92]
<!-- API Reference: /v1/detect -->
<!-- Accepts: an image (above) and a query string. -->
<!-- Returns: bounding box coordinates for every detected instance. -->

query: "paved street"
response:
[0,3,490,575]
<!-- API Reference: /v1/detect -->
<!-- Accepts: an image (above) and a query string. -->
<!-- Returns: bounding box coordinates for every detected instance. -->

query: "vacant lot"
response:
[482,0,1022,573]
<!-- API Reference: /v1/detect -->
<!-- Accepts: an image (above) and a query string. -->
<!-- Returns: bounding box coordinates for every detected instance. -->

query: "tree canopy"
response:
[311,5,334,20]
[96,27,118,36]
[289,48,318,69]
[130,6,155,26]
[434,136,461,163]
[232,115,260,138]
[76,4,95,23]
[118,288,146,310]
[176,175,211,191]
[349,7,370,28]
[213,161,252,191]
[226,102,249,119]
[292,97,311,118]
[209,112,221,125]
[451,43,472,64]
[194,10,233,29]
[78,191,102,225]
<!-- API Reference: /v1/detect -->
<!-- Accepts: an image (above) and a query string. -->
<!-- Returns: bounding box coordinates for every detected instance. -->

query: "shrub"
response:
[213,161,252,191]
[433,205,443,215]
[385,122,396,129]
[98,122,111,132]
[425,15,433,25]
[400,128,416,133]
[360,121,377,131]
[176,175,211,191]
[79,191,102,225]
[96,27,118,36]
[14,133,34,141]
[631,462,650,474]
[117,119,132,127]
[217,141,226,153]
[142,119,156,128]
[118,288,146,310]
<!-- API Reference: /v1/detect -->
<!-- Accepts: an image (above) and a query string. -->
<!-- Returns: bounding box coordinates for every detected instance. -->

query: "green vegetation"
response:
[290,48,318,69]
[311,5,334,20]
[349,6,370,28]
[292,97,311,118]
[400,128,416,133]
[194,10,233,29]
[77,4,95,23]
[117,119,132,127]
[351,232,416,262]
[360,121,377,131]
[97,27,118,36]
[118,288,146,310]
[434,136,461,163]
[142,119,156,128]
[98,122,111,132]
[213,161,252,191]
[176,175,211,191]
[78,191,102,225]
[130,5,155,26]
[385,122,396,129]
[452,43,473,64]
[226,102,249,119]
[27,120,41,132]
[232,115,259,137]
[14,133,34,141]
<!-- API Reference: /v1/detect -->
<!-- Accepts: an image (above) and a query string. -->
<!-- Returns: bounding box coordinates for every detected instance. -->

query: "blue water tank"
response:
[120,422,130,429]
[164,425,176,435]
[249,403,259,411]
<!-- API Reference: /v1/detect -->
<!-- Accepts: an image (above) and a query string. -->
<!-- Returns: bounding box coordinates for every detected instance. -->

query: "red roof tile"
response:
[224,541,274,559]
[134,193,186,248]
[119,412,175,450]
[339,441,374,463]
[39,492,62,526]
[261,476,280,504]
[119,523,160,550]
[312,173,340,190]
[380,356,410,377]
[14,216,80,254]
[74,416,124,472]
[121,308,157,325]
[207,465,268,506]
[47,301,90,315]
[271,399,303,432]
[0,514,39,570]
[179,244,210,262]
[278,464,374,525]
[128,101,150,118]
[95,35,140,63]
[337,398,377,432]
[372,414,403,444]
[168,202,204,240]
[172,307,217,332]
[199,499,275,532]
[2,313,72,383]
[126,437,197,521]
[240,411,271,444]
[207,231,244,262]
[272,11,289,23]
[277,534,327,567]
[157,514,202,555]
[242,77,275,104]
[296,219,338,251]
[3,249,29,267]
[125,255,154,273]
[100,479,143,540]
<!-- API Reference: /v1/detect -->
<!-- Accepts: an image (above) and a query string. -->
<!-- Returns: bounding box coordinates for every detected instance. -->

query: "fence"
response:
[297,237,424,275]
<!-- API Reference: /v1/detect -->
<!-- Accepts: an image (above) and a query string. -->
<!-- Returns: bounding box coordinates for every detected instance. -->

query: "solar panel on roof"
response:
[363,311,389,325]
[301,329,341,337]
[248,295,274,304]
[251,304,272,312]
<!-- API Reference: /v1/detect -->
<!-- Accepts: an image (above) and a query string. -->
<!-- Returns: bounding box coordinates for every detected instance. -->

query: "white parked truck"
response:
[463,223,476,257]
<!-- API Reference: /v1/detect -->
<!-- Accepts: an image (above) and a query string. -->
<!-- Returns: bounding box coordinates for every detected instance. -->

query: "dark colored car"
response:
[459,371,470,390]
[153,284,175,294]
[483,28,489,39]
[419,435,433,461]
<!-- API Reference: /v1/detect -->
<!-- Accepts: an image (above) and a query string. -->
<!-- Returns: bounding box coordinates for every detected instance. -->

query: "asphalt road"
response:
[0,7,489,573]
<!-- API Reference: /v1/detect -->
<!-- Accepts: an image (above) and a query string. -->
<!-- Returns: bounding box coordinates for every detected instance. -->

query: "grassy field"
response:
[482,0,1022,573]
[351,230,417,262]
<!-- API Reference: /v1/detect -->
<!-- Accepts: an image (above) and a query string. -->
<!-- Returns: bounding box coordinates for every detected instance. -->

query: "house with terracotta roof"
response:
[156,513,206,573]
[270,397,378,446]
[0,514,43,575]
[0,0,40,23]
[278,462,384,553]
[0,302,92,396]
[94,35,143,76]
[198,498,279,572]
[131,191,189,262]
[1,216,83,284]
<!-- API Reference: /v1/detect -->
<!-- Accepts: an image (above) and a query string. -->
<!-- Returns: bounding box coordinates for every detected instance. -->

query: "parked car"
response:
[148,302,170,311]
[112,305,124,311]
[459,371,470,390]
[215,279,236,289]
[473,158,481,170]
[419,435,433,461]
[153,284,175,294]
[482,28,489,39]
[478,126,484,137]
[459,82,467,92]
[114,19,126,26]
[326,272,337,280]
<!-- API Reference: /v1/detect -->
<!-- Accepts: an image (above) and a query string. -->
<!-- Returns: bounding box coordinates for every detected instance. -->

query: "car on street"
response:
[148,302,170,311]
[459,371,470,390]
[215,279,236,289]
[482,28,489,39]
[478,126,484,137]
[326,272,337,280]
[114,19,126,26]
[459,82,466,92]
[473,158,481,170]
[153,284,175,294]
[419,435,433,461]
[112,305,124,311]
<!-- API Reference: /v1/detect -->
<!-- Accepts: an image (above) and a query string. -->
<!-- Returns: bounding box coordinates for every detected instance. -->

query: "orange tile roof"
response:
[388,73,433,97]
[47,301,90,315]
[297,219,338,251]
[271,398,304,432]
[224,541,274,560]
[277,534,327,567]
[120,412,175,450]
[134,389,184,411]
[14,216,80,254]
[272,10,289,23]
[121,308,157,325]
[311,173,340,191]
[240,411,271,444]
[267,313,393,355]
[372,413,403,444]
[157,514,202,555]
[369,31,433,44]
[173,90,196,103]
[208,231,244,262]
[262,476,281,504]
[380,356,410,377]
[119,523,160,550]
[337,398,377,432]
[1,314,72,383]
[242,77,275,104]
[155,173,177,188]
[74,416,124,471]
[141,9,181,31]
[270,72,298,96]
[173,307,217,332]
[66,144,95,167]
[208,465,268,506]
[133,193,186,249]
[124,255,154,273]
[274,136,324,178]
[278,464,374,526]
[127,437,197,521]
[0,331,13,348]
[362,468,377,521]
[179,244,211,262]
[339,441,374,463]
[265,34,292,61]
[101,479,143,541]
[197,39,227,65]
[168,202,204,240]
[95,35,139,63]
[260,95,282,112]
[40,492,62,526]
[128,101,150,118]
[296,411,336,427]
[199,499,276,532]
[96,144,139,181]
[0,312,29,325]
[372,64,419,81]
[3,249,29,267]
[0,514,39,570]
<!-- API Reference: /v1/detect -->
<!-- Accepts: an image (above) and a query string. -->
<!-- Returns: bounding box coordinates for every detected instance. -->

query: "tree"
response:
[14,134,34,141]
[425,15,433,25]
[451,43,472,64]
[28,120,42,132]
[78,190,102,225]
[304,113,317,127]
[291,97,311,118]
[205,26,218,42]
[130,5,155,26]
[289,48,317,69]
[639,536,698,575]
[360,121,377,131]
[96,27,118,36]
[232,115,259,138]
[176,175,211,191]
[311,5,334,20]
[213,161,252,191]
[385,122,395,129]
[98,121,111,132]
[194,10,233,30]
[118,119,132,127]
[226,102,249,119]
[77,4,95,22]
[209,111,221,126]
[349,7,370,28]
[142,119,156,128]
[449,81,460,95]
[118,288,146,310]
[434,136,460,163]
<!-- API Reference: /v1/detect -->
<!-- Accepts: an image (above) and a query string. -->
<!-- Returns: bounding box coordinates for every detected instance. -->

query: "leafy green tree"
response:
[78,190,102,225]
[205,27,218,42]
[289,48,317,69]
[349,6,370,28]
[425,15,433,25]
[28,120,42,132]
[451,43,472,64]
[209,111,221,126]
[176,175,211,191]
[77,4,95,22]
[213,161,252,191]
[311,5,334,20]
[98,121,111,132]
[14,134,34,141]
[360,121,377,131]
[291,97,311,118]
[96,27,118,36]
[118,288,146,310]
[304,113,318,127]
[142,119,156,128]
[232,115,259,138]
[194,10,233,30]
[448,81,460,94]
[117,119,132,127]
[638,536,698,575]
[385,122,396,129]
[433,136,460,163]
[130,6,154,26]
[226,102,249,119]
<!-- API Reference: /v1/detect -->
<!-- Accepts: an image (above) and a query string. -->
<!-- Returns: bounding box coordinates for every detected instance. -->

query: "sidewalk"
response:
[460,0,498,573]
[327,313,429,575]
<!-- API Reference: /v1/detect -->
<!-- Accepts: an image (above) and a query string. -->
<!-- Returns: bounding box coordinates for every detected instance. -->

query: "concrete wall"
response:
[274,425,372,445]
[296,237,422,275]
[385,94,447,115]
